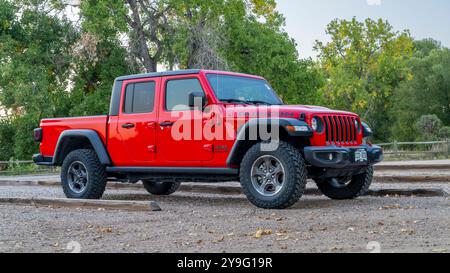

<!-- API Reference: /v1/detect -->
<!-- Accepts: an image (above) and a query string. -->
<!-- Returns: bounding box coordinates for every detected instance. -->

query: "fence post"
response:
[393,141,399,157]
[447,139,450,158]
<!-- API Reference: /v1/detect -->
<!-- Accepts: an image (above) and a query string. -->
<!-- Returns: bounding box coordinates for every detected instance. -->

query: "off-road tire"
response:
[142,181,181,196]
[240,141,307,209]
[316,166,374,200]
[61,149,107,199]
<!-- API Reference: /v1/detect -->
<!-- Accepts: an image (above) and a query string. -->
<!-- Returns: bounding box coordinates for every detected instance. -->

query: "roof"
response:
[114,69,264,81]
[115,69,201,81]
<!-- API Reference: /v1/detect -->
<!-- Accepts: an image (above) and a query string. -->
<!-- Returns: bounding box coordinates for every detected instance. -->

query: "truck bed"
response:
[39,116,108,157]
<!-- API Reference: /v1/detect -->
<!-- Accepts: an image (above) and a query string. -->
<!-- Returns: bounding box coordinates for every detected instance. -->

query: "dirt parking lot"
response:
[0,183,448,253]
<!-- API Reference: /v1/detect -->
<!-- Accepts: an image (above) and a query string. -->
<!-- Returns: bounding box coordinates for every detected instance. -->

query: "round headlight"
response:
[311,118,319,131]
[311,117,324,133]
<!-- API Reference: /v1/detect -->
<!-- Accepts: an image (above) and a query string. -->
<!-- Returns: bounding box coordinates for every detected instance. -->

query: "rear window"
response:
[123,81,156,114]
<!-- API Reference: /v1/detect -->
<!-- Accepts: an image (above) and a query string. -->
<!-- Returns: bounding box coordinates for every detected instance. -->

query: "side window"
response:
[165,78,205,111]
[123,81,156,114]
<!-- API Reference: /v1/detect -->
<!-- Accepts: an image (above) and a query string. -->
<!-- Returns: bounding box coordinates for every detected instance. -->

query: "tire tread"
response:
[240,141,307,209]
[61,149,107,199]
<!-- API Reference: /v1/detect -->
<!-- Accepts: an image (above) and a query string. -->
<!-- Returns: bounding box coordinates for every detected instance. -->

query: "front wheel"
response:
[315,166,374,200]
[240,141,307,209]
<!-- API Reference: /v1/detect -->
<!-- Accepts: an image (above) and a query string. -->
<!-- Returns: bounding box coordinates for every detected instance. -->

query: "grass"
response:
[0,163,58,176]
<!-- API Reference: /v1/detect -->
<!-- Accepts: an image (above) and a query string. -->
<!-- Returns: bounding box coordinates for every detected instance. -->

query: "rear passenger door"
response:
[117,78,159,165]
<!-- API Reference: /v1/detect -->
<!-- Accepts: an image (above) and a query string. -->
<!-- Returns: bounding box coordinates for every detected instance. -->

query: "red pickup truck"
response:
[33,69,382,209]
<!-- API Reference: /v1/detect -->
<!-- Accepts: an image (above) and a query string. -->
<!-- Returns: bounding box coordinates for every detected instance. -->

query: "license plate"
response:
[354,149,368,163]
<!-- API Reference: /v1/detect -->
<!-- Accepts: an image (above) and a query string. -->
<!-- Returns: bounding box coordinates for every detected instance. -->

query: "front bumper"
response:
[304,145,383,168]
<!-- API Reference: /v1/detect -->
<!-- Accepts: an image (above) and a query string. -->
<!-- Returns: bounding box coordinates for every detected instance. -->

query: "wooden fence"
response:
[377,140,450,158]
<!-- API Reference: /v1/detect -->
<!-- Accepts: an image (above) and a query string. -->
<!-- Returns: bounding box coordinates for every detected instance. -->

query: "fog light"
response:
[328,153,334,161]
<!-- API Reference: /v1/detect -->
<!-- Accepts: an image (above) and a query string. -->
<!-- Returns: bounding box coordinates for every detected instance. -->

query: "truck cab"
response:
[33,69,383,209]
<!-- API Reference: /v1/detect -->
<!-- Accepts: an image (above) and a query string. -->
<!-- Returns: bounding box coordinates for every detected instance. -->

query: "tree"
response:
[81,0,173,73]
[0,0,324,160]
[314,18,414,141]
[0,0,79,158]
[175,0,281,70]
[80,0,283,72]
[69,32,135,116]
[415,115,443,141]
[391,39,450,141]
[0,119,14,161]
[221,4,323,104]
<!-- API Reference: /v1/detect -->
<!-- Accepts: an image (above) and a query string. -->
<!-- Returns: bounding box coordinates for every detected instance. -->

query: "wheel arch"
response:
[53,130,111,166]
[226,118,312,168]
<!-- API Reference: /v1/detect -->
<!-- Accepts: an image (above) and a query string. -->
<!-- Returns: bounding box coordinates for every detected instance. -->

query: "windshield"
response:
[206,74,283,105]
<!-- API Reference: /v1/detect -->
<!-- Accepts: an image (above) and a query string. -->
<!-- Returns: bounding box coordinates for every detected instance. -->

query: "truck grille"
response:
[321,115,359,145]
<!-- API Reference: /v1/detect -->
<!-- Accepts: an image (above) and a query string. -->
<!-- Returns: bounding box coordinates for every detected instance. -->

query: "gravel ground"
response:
[0,184,448,253]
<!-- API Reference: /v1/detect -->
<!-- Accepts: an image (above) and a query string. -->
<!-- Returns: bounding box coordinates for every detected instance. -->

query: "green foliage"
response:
[222,8,324,104]
[0,0,132,159]
[70,37,135,116]
[12,114,40,159]
[80,0,128,38]
[0,119,14,161]
[390,39,450,141]
[1,0,449,162]
[314,18,414,141]
[0,0,78,159]
[415,114,443,141]
[439,127,450,139]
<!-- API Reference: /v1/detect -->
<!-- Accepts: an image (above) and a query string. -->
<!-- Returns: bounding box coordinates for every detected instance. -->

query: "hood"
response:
[223,104,359,119]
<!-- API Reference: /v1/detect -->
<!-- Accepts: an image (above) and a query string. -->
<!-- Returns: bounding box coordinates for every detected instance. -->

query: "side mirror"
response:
[188,92,207,109]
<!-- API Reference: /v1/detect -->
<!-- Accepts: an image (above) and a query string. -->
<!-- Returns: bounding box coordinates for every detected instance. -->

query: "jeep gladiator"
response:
[33,69,383,209]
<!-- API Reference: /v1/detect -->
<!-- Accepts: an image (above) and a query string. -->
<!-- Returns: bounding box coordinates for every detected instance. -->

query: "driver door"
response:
[157,76,214,165]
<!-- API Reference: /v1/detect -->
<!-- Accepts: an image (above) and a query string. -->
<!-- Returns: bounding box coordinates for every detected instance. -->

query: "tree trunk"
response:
[127,0,157,72]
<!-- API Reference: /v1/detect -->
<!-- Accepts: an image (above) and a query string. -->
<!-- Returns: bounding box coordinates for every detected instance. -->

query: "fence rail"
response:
[377,139,450,157]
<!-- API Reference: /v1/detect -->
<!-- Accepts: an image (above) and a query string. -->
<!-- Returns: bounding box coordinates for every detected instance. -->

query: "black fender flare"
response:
[226,118,313,167]
[53,130,112,166]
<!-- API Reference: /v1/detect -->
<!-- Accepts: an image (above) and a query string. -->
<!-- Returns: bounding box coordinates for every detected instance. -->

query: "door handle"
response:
[122,123,135,129]
[160,121,175,127]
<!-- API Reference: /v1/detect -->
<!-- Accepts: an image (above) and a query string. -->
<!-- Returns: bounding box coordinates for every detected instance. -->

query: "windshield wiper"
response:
[221,99,251,105]
[245,100,274,106]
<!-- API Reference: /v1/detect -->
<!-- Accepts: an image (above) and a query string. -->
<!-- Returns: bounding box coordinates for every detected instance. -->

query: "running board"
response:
[106,167,239,176]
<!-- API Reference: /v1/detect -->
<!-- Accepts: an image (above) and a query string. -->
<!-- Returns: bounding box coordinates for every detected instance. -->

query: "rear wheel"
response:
[61,149,107,199]
[315,166,374,200]
[240,141,307,209]
[142,181,181,196]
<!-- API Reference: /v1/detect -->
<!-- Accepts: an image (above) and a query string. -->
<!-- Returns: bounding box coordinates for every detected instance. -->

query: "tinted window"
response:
[124,84,134,113]
[165,78,205,111]
[123,81,155,114]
